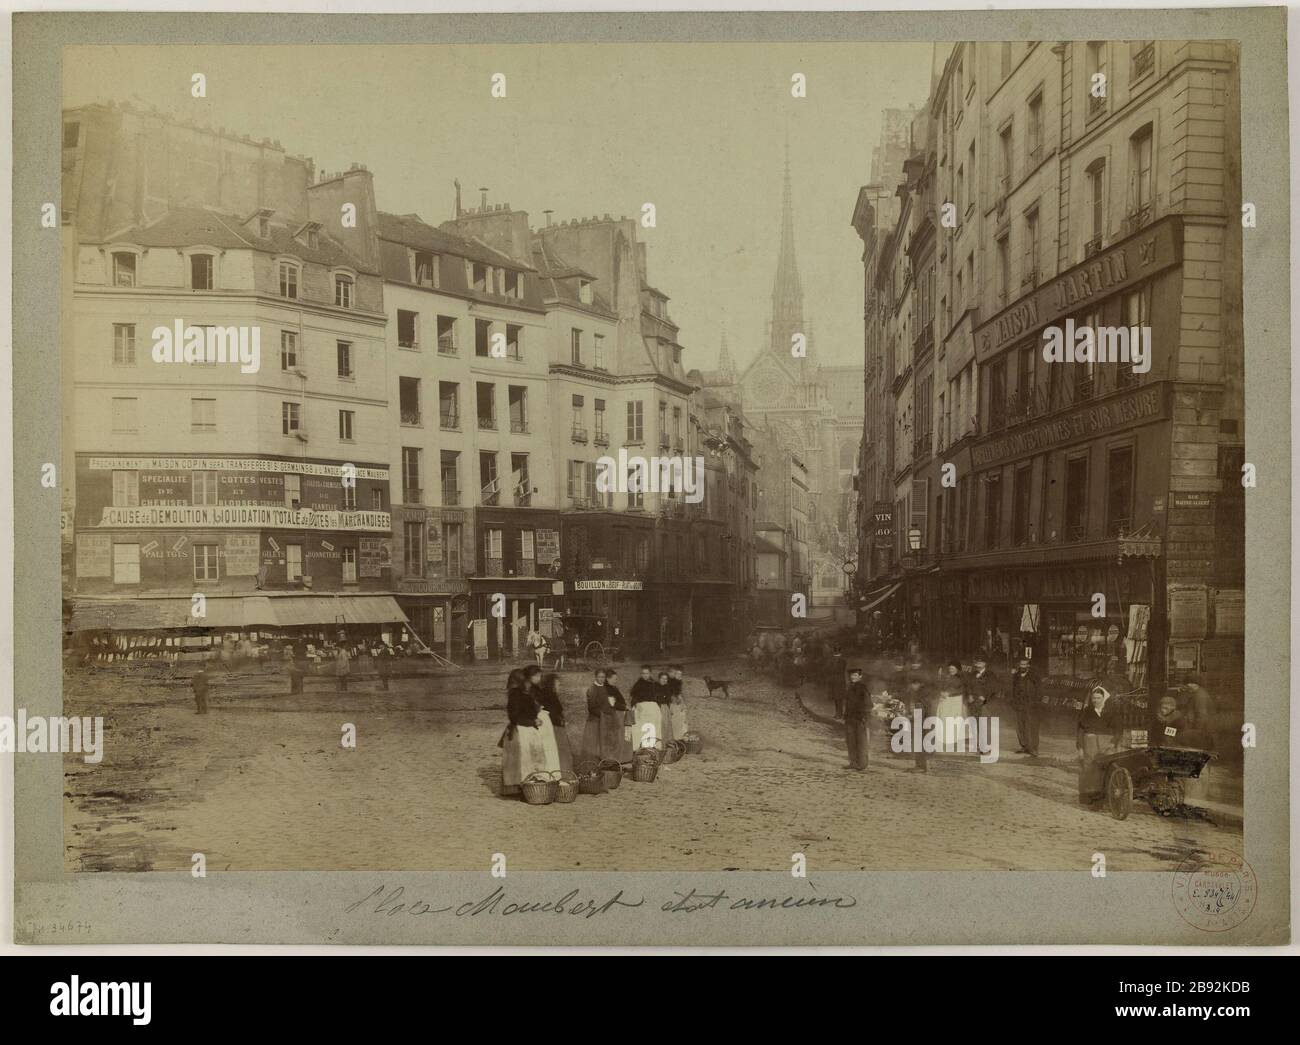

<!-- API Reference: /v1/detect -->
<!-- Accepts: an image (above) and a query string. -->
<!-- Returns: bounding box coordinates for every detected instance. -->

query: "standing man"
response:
[968,654,999,735]
[906,657,939,773]
[844,667,870,771]
[1010,655,1041,757]
[375,644,391,692]
[826,645,847,720]
[288,647,306,696]
[336,643,352,694]
[191,664,210,715]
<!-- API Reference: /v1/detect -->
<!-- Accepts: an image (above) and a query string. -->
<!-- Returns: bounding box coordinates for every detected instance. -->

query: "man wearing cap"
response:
[844,667,870,771]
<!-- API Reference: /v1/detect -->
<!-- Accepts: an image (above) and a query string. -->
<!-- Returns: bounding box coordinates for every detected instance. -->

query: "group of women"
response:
[499,663,690,797]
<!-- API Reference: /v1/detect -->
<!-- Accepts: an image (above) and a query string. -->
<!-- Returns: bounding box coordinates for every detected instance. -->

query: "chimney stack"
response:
[543,209,554,227]
[479,187,489,211]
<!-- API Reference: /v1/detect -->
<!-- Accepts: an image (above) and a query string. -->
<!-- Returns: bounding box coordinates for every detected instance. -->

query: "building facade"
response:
[853,40,1245,708]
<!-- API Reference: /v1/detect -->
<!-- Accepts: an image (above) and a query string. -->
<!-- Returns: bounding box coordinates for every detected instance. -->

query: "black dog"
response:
[704,676,731,699]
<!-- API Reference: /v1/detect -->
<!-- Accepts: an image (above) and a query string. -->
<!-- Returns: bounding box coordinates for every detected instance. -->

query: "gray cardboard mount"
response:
[11,8,1290,946]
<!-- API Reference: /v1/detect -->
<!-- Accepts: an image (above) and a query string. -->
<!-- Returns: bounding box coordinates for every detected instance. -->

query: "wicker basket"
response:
[576,759,607,795]
[638,738,666,766]
[683,732,703,755]
[521,771,555,805]
[598,758,623,790]
[661,740,684,765]
[631,755,659,783]
[554,770,580,804]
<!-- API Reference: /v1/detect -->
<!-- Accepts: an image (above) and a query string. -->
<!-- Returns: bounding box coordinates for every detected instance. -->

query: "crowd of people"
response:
[498,663,692,798]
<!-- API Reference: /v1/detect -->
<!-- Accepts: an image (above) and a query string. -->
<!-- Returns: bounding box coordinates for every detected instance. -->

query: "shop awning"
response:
[858,581,902,613]
[68,594,409,632]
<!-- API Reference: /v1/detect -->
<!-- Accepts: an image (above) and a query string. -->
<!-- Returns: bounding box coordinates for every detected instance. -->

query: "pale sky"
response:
[66,43,934,372]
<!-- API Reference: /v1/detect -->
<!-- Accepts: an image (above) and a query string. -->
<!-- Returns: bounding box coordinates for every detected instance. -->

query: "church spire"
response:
[717,325,735,378]
[770,138,806,359]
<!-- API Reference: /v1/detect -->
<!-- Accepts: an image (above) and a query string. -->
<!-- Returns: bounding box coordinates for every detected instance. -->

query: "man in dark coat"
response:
[825,646,847,719]
[844,667,870,771]
[1010,655,1041,757]
[906,658,940,772]
[191,665,210,715]
[288,650,306,696]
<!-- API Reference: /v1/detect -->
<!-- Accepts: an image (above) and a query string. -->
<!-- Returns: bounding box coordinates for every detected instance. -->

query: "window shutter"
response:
[911,478,930,546]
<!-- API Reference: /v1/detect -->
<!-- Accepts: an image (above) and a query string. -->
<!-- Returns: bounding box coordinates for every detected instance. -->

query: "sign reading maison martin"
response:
[971,385,1167,470]
[975,216,1182,361]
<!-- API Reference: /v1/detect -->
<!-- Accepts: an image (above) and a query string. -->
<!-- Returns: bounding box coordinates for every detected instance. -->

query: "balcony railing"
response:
[1084,234,1104,258]
[987,366,1147,434]
[1122,204,1153,236]
[441,485,460,506]
[514,484,532,507]
[481,477,501,507]
[1132,42,1155,81]
[593,432,609,447]
[1088,92,1107,119]
[439,411,459,430]
[400,409,422,426]
[510,418,528,434]
[571,427,588,443]
[437,337,457,354]
[478,415,497,430]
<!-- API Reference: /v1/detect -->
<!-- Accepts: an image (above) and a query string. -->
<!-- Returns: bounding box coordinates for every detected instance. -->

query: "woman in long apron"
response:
[580,668,632,763]
[629,665,663,753]
[655,669,675,746]
[500,666,561,796]
[537,672,574,773]
[668,664,689,739]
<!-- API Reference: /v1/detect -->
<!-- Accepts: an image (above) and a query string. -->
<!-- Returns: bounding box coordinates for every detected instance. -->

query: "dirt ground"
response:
[61,657,1241,872]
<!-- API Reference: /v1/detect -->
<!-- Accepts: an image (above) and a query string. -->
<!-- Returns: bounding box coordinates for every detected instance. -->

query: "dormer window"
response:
[258,216,270,238]
[471,262,489,293]
[190,253,213,290]
[504,270,521,298]
[578,279,593,305]
[307,229,318,249]
[414,251,437,288]
[112,252,137,287]
[334,274,354,309]
[295,221,322,250]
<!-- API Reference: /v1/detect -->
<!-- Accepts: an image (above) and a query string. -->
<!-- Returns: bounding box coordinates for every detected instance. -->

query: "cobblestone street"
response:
[63,658,1242,873]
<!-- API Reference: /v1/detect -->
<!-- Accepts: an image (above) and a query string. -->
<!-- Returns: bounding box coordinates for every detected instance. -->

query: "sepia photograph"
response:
[7,5,1291,954]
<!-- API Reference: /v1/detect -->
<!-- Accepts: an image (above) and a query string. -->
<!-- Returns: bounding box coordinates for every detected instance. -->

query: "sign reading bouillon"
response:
[975,216,1182,360]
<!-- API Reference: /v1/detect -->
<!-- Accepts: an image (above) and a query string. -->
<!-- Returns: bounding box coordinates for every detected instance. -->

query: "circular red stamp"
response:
[1171,848,1257,932]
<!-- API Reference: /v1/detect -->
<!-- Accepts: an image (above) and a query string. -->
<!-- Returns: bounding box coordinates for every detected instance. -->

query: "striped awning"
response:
[68,595,408,632]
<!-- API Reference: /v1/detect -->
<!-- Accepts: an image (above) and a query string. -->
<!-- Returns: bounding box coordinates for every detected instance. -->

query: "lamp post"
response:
[907,526,922,554]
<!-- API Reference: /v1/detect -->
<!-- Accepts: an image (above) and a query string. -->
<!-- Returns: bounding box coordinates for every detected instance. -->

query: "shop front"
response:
[964,554,1158,713]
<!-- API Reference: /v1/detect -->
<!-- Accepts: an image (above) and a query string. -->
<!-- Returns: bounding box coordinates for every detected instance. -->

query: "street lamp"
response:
[907,526,922,552]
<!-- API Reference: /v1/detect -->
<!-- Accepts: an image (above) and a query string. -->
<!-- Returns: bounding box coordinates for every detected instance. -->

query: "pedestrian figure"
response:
[537,673,574,773]
[630,665,663,751]
[906,658,939,772]
[1010,655,1040,757]
[191,665,209,715]
[826,645,847,719]
[288,650,305,696]
[1077,684,1123,803]
[654,669,675,746]
[335,644,351,694]
[499,666,561,797]
[668,664,689,739]
[580,668,633,764]
[844,667,870,770]
[375,645,391,692]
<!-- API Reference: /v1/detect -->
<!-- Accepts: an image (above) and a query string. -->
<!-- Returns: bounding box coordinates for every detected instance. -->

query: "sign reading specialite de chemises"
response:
[88,457,389,480]
[96,505,391,532]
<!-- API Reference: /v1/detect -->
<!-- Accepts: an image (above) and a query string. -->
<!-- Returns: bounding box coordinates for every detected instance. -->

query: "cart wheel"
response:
[584,640,605,665]
[1106,766,1133,820]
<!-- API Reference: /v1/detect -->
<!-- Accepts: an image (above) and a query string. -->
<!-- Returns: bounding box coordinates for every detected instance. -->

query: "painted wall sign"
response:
[96,506,391,532]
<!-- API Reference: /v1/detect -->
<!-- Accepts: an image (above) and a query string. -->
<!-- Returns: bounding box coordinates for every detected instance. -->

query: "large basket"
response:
[521,771,556,805]
[554,770,580,804]
[661,740,685,765]
[683,732,703,755]
[576,759,607,795]
[631,755,659,783]
[598,758,623,790]
[637,737,667,766]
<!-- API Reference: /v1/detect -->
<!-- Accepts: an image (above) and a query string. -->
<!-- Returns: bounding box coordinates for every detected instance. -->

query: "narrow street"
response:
[62,657,1242,874]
